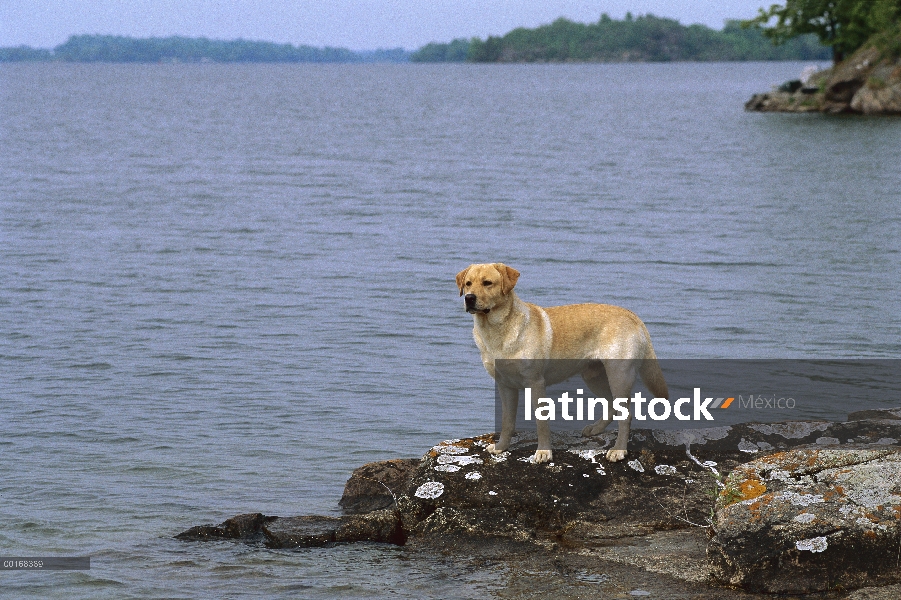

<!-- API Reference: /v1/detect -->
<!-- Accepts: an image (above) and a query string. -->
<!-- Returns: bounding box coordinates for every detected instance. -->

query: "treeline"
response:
[411,14,830,62]
[0,35,409,63]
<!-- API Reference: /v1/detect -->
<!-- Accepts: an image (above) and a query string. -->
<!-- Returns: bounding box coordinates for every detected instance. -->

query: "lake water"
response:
[1,62,899,598]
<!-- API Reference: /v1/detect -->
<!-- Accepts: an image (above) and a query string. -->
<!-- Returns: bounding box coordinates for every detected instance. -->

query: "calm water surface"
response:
[1,62,900,598]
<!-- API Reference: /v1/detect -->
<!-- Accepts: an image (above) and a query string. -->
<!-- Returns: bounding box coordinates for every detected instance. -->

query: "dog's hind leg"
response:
[601,360,639,463]
[580,361,614,437]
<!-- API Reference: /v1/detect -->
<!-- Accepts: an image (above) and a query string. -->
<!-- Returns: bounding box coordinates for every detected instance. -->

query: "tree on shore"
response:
[745,0,901,63]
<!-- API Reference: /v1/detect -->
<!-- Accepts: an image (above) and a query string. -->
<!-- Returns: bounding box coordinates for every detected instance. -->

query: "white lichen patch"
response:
[433,445,469,455]
[776,491,825,507]
[436,454,483,467]
[569,448,604,463]
[756,441,774,451]
[815,437,840,445]
[874,438,899,445]
[583,473,590,478]
[793,512,816,524]
[433,464,461,472]
[441,438,461,444]
[414,481,445,499]
[846,486,901,509]
[738,438,760,453]
[748,422,828,439]
[465,471,482,480]
[489,451,510,463]
[654,464,677,475]
[652,426,731,447]
[488,490,498,496]
[766,469,791,482]
[796,536,828,552]
[472,439,489,448]
[627,460,645,473]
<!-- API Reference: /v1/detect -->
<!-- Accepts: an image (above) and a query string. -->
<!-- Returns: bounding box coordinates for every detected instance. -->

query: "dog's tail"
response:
[640,349,669,399]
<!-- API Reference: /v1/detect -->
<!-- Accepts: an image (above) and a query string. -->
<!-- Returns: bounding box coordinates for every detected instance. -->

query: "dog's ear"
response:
[455,266,471,296]
[496,263,520,295]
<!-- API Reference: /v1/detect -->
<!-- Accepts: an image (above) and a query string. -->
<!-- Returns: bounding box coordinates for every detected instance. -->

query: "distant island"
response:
[0,35,409,63]
[412,14,830,62]
[0,14,830,64]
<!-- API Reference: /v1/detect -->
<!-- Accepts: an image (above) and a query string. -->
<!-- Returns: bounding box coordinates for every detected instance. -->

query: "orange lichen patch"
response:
[865,530,878,539]
[759,451,789,464]
[823,487,846,501]
[428,438,480,457]
[450,438,477,449]
[739,479,768,501]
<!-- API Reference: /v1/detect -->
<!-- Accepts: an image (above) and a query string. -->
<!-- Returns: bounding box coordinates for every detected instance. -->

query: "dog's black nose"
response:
[464,294,476,307]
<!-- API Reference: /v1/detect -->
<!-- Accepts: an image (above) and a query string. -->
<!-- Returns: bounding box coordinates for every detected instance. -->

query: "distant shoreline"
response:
[2,14,831,64]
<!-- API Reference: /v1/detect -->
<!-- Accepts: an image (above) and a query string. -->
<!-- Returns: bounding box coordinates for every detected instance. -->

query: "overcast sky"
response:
[1,1,767,50]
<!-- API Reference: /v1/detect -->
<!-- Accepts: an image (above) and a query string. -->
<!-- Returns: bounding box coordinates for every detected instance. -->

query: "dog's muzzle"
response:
[464,294,489,314]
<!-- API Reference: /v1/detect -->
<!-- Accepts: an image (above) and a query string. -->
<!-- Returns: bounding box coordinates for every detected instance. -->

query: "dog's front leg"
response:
[532,382,552,464]
[487,384,518,456]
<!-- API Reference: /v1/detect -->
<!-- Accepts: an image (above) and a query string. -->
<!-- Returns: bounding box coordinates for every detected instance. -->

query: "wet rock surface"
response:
[177,412,901,596]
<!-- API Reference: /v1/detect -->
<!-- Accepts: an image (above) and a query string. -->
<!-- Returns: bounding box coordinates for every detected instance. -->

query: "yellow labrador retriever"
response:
[457,263,668,464]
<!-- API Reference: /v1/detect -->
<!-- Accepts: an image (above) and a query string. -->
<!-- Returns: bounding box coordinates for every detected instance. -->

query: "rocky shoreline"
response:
[746,44,901,115]
[178,408,901,598]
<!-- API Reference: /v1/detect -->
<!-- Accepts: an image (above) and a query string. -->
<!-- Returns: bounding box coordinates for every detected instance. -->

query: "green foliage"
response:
[457,14,830,62]
[52,35,362,63]
[744,0,901,63]
[0,45,52,61]
[409,38,470,62]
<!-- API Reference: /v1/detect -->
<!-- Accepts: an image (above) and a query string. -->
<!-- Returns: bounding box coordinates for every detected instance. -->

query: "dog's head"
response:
[455,263,520,314]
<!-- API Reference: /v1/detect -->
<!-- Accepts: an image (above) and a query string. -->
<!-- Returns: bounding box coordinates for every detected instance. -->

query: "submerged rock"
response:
[175,509,405,548]
[709,446,901,593]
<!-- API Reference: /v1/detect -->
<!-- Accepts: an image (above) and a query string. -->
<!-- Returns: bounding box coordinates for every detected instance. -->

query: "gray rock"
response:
[339,457,419,514]
[746,37,901,115]
[708,446,901,593]
[395,420,901,545]
[177,415,901,596]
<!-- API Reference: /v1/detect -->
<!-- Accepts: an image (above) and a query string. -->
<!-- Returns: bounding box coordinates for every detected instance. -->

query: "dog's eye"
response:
[483,281,493,286]
[465,281,471,287]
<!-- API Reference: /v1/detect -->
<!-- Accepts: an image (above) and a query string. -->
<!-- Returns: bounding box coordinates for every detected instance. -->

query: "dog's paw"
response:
[606,449,627,462]
[486,443,504,455]
[533,449,552,464]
